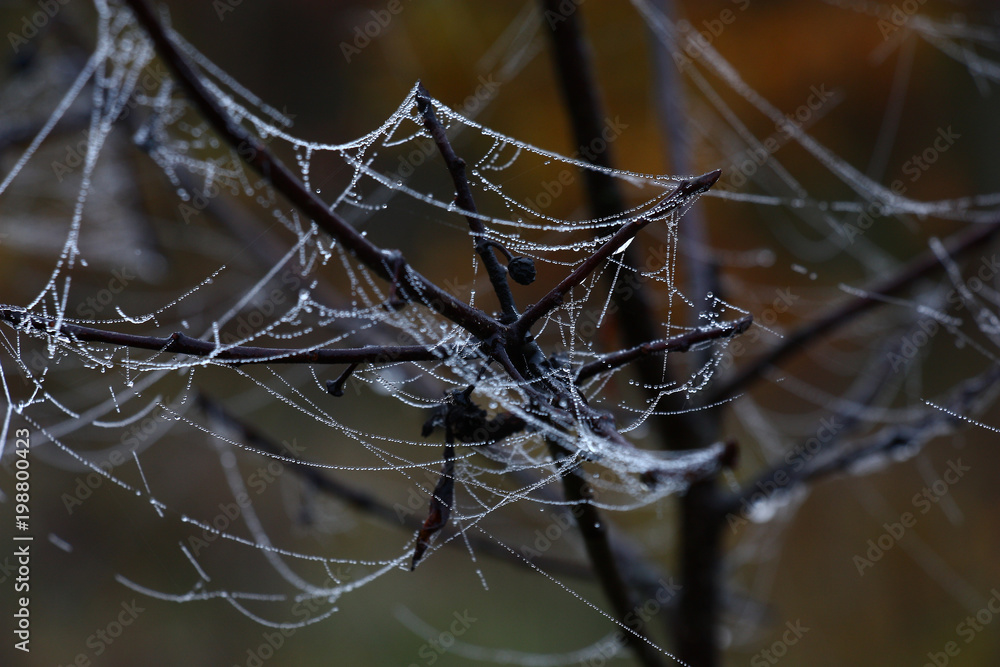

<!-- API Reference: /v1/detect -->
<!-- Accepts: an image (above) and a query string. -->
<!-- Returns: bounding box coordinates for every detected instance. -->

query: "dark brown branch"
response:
[123,0,502,344]
[548,442,666,667]
[0,308,452,366]
[510,170,721,341]
[712,216,1000,402]
[411,442,455,570]
[577,314,752,381]
[415,83,521,322]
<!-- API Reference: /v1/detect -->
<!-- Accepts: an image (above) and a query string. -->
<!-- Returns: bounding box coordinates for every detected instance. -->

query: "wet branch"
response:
[713,216,1000,402]
[577,314,752,381]
[0,308,452,366]
[510,170,721,341]
[415,82,522,322]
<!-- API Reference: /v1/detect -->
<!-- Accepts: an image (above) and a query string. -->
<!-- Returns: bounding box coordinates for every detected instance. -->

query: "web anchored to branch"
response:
[0,1,751,663]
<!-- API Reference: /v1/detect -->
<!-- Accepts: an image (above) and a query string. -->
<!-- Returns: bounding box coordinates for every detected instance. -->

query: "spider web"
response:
[2,0,1000,664]
[0,3,736,664]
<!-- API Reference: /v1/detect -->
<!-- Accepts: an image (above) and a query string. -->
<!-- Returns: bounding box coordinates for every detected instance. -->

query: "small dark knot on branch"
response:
[507,256,537,285]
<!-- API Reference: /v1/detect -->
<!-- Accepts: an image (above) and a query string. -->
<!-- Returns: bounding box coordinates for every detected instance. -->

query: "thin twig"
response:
[0,308,452,365]
[577,315,752,381]
[510,170,721,340]
[415,82,521,322]
[712,217,1000,402]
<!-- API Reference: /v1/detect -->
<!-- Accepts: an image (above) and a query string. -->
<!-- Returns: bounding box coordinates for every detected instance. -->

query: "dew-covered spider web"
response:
[3,0,1000,664]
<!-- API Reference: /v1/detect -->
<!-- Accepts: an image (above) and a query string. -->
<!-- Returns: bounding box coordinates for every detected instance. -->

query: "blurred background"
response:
[2,0,1000,665]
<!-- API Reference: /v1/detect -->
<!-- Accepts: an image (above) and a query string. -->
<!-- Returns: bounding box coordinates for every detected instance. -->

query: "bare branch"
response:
[577,315,752,382]
[510,170,721,341]
[713,217,1000,402]
[415,82,522,322]
[0,308,452,366]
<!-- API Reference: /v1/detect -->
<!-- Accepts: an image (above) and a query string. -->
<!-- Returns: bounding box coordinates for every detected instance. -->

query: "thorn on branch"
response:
[326,362,361,397]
